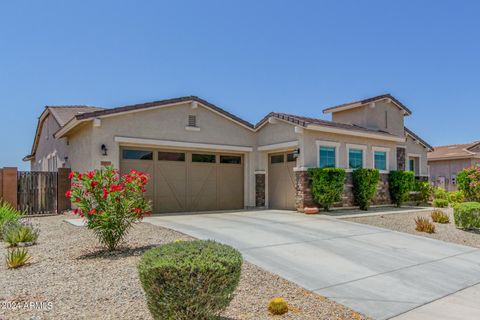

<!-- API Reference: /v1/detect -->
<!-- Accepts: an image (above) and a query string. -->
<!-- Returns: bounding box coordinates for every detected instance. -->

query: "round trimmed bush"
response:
[433,199,449,208]
[138,240,242,320]
[454,202,480,229]
[352,168,379,210]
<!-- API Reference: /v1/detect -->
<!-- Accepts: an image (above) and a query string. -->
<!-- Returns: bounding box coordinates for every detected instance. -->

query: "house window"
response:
[348,149,363,169]
[409,158,415,172]
[374,151,387,171]
[192,153,216,163]
[122,149,153,160]
[319,146,336,168]
[286,152,296,162]
[270,154,284,164]
[220,155,241,164]
[158,151,185,161]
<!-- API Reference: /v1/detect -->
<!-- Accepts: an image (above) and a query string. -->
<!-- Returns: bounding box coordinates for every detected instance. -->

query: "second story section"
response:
[323,94,411,138]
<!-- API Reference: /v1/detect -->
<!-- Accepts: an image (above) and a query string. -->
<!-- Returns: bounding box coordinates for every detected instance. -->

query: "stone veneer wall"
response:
[255,173,265,207]
[397,147,406,171]
[295,170,391,211]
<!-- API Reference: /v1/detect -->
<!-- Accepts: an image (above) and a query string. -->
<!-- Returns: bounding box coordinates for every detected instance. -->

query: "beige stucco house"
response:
[24,94,432,213]
[428,141,480,191]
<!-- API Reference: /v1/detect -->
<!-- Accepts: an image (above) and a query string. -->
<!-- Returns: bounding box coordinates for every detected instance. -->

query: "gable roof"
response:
[405,127,434,152]
[54,96,255,138]
[48,106,104,127]
[322,94,412,116]
[428,141,480,161]
[255,112,405,142]
[23,106,104,161]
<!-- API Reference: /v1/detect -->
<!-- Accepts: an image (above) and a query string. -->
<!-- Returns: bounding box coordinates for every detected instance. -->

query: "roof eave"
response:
[306,124,406,142]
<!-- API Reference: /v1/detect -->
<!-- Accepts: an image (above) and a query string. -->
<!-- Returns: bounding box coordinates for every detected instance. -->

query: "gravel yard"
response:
[0,215,367,320]
[345,208,480,248]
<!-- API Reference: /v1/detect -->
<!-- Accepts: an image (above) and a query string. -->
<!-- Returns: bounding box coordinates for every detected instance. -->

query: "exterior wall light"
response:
[293,148,300,159]
[101,144,108,156]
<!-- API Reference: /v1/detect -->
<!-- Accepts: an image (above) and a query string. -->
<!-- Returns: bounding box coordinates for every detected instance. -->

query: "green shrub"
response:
[454,202,480,229]
[433,199,449,208]
[6,248,31,269]
[268,297,288,315]
[447,190,465,205]
[352,169,379,210]
[457,166,480,201]
[138,240,242,320]
[412,181,433,205]
[433,187,448,200]
[3,220,39,247]
[414,216,435,233]
[388,171,414,207]
[308,168,346,211]
[0,201,21,237]
[431,209,450,223]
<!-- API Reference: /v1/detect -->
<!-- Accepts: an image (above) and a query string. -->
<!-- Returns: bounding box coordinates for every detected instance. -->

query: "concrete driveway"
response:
[145,210,480,320]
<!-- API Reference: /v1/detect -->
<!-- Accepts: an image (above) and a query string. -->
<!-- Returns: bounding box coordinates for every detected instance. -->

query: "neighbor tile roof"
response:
[322,93,412,115]
[428,141,480,160]
[47,106,105,127]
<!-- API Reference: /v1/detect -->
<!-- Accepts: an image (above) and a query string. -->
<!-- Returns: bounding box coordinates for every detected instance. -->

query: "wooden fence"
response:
[18,171,58,215]
[0,167,71,215]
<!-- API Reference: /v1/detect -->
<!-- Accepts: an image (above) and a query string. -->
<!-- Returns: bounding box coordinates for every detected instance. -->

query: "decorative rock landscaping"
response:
[0,215,369,320]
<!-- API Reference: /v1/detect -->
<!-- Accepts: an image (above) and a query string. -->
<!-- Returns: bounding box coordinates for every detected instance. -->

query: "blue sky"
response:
[1,1,479,170]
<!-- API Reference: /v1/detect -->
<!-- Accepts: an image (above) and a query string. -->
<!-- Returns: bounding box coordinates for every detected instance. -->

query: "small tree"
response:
[307,168,345,211]
[67,166,152,251]
[352,169,379,210]
[388,171,414,207]
[457,166,480,201]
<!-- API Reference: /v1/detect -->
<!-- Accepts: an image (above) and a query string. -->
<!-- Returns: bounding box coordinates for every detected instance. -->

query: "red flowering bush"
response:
[457,166,480,202]
[66,166,152,251]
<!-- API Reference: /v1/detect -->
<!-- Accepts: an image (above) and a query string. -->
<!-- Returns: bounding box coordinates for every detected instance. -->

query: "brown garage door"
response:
[268,151,296,210]
[120,148,244,213]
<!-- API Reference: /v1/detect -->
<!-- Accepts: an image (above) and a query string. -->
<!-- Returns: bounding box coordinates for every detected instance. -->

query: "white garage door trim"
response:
[114,136,253,152]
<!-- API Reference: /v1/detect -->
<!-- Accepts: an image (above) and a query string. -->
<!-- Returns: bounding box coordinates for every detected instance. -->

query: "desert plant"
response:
[6,247,31,269]
[457,166,480,201]
[268,297,288,315]
[66,166,152,251]
[414,216,435,233]
[352,168,379,210]
[138,240,242,320]
[431,209,450,223]
[413,181,433,205]
[308,168,346,211]
[0,201,21,237]
[389,171,414,207]
[454,202,480,229]
[433,199,449,208]
[433,187,448,200]
[3,220,39,247]
[447,190,465,205]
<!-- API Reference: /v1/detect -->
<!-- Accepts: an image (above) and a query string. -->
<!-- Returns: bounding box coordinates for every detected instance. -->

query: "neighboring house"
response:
[24,94,432,213]
[428,141,480,191]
